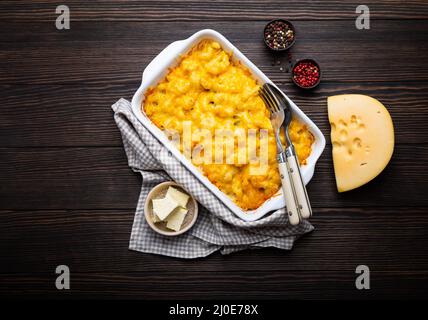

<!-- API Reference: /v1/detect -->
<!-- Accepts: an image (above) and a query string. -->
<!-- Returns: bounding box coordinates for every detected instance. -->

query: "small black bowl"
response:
[263,19,296,52]
[291,58,322,90]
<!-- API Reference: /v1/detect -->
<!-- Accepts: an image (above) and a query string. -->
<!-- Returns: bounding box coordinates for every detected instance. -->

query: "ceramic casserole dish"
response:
[131,29,325,221]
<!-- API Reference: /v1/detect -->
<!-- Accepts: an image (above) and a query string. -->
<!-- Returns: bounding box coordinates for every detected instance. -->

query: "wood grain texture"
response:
[2,0,428,22]
[1,0,428,299]
[1,208,428,274]
[1,20,428,84]
[0,145,427,210]
[1,82,427,146]
[1,270,428,299]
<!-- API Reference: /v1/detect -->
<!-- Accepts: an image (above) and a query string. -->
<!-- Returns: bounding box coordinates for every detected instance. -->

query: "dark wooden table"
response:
[1,0,428,299]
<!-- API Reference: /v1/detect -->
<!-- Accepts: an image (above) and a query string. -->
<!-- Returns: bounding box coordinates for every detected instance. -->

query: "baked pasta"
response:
[144,40,314,210]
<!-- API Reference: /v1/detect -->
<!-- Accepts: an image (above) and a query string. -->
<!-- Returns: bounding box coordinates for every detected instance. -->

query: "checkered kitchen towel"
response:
[112,98,313,258]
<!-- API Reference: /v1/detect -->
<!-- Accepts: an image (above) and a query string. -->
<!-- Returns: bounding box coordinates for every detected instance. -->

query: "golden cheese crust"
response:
[143,40,314,210]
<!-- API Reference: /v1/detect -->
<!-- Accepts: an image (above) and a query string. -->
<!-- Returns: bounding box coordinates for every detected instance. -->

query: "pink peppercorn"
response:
[292,60,321,88]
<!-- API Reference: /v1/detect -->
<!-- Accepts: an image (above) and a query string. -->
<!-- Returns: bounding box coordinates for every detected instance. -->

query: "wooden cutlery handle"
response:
[287,153,312,219]
[278,162,301,225]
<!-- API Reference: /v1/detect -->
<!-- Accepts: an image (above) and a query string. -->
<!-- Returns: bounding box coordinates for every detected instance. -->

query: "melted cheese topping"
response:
[143,40,314,210]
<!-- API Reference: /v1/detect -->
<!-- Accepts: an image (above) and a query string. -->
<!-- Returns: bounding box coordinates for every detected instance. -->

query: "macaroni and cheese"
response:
[144,40,314,210]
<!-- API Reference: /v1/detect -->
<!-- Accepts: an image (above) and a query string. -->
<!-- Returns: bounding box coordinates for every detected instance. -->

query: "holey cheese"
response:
[328,95,394,192]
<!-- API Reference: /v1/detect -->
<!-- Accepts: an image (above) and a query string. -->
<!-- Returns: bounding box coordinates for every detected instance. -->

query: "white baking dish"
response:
[131,29,325,222]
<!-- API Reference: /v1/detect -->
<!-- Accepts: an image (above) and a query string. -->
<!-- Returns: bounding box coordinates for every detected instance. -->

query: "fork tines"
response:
[259,84,281,113]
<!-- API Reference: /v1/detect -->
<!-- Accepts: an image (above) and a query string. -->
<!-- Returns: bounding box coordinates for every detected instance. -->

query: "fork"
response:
[267,84,312,219]
[259,84,301,225]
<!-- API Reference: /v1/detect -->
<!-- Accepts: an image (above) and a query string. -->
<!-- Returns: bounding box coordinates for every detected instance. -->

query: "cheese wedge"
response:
[166,207,188,231]
[152,196,179,221]
[328,94,394,192]
[166,187,190,208]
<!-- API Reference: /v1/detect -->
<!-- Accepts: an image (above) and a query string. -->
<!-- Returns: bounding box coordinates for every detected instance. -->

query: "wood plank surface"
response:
[1,20,427,84]
[1,208,428,275]
[1,0,428,300]
[1,82,427,146]
[2,0,428,22]
[0,145,427,210]
[2,271,427,299]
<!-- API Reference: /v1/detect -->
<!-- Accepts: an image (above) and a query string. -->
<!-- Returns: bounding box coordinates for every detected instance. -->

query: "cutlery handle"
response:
[286,148,312,219]
[278,161,301,225]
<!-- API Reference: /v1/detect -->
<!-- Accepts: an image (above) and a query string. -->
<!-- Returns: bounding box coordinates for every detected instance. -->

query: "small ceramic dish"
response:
[291,58,322,90]
[144,181,198,236]
[263,19,296,52]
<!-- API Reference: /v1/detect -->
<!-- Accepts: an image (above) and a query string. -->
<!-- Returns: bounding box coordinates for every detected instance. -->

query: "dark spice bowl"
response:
[263,19,296,52]
[291,58,322,90]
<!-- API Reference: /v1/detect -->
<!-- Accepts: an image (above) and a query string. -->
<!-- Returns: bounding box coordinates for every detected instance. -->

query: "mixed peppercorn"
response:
[264,20,295,50]
[263,19,321,89]
[292,60,320,88]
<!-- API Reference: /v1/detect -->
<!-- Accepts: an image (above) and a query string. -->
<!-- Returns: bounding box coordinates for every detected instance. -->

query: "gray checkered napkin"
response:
[112,98,313,258]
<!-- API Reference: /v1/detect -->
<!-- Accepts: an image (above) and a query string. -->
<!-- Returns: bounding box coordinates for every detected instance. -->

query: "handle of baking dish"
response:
[302,163,315,185]
[142,39,188,82]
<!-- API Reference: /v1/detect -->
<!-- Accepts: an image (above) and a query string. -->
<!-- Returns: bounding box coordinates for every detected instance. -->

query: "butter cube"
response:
[152,196,179,221]
[166,187,190,208]
[152,211,161,223]
[166,207,188,232]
